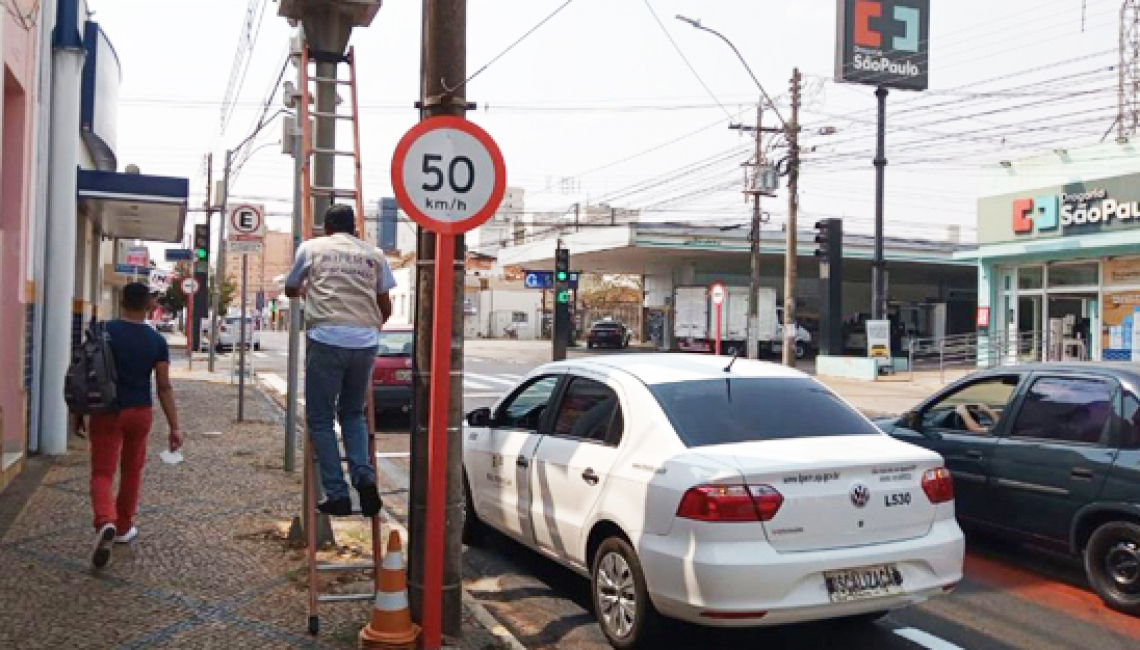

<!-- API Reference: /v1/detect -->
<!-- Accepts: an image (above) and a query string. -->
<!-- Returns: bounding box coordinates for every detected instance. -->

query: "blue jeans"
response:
[305,339,377,501]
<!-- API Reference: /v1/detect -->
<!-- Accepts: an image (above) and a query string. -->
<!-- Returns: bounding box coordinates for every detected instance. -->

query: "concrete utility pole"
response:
[1120,0,1140,140]
[731,107,765,360]
[284,57,305,474]
[781,69,802,367]
[410,0,467,636]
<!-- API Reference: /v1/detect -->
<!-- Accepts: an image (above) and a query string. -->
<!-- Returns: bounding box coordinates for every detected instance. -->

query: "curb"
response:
[256,377,527,650]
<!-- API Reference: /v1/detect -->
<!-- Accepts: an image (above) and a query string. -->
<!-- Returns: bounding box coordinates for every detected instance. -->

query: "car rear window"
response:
[592,324,621,331]
[649,378,881,447]
[378,331,414,357]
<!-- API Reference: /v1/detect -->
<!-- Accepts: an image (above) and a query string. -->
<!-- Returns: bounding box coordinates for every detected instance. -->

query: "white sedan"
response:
[462,354,964,649]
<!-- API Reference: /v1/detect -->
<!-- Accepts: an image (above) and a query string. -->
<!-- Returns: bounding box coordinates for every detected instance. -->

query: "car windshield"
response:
[649,377,881,447]
[378,331,414,357]
[592,323,621,331]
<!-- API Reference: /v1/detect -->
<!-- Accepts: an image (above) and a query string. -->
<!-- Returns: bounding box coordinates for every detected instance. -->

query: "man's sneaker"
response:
[114,526,138,544]
[317,497,352,516]
[356,480,382,518]
[92,524,116,569]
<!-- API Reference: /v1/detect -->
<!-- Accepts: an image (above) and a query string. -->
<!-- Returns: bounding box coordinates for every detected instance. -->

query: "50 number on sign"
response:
[401,128,498,225]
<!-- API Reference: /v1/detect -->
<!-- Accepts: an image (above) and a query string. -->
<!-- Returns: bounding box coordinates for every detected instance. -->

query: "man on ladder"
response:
[284,204,395,516]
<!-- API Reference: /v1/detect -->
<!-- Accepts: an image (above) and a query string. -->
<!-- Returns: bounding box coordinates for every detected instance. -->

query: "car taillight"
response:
[921,468,954,504]
[676,484,783,522]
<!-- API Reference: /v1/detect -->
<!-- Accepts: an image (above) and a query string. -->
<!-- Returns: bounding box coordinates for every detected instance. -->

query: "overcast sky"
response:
[93,0,1123,254]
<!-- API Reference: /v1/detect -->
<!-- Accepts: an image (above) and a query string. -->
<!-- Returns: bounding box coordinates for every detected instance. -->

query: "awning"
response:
[78,169,189,243]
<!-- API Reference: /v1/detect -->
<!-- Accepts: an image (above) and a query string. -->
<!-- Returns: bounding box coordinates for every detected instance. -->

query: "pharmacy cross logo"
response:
[852,0,922,53]
[1012,189,1140,235]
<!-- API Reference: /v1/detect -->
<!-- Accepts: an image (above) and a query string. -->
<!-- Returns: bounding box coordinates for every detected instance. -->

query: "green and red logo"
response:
[1012,189,1140,235]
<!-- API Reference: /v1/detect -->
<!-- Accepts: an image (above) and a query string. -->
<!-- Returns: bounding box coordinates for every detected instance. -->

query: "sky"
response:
[91,0,1126,258]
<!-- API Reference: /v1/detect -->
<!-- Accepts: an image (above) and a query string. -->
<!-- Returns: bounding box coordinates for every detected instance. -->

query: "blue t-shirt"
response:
[106,320,170,409]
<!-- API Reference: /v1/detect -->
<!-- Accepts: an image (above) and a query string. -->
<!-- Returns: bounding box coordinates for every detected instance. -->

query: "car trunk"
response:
[695,435,941,553]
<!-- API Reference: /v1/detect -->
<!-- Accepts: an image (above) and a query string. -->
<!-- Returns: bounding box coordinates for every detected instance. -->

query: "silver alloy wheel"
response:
[597,551,637,639]
[1106,539,1140,594]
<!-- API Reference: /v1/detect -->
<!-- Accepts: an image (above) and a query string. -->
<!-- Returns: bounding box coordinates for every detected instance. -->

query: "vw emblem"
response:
[850,483,871,508]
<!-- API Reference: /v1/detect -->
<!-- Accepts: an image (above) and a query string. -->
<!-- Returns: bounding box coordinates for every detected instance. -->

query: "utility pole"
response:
[410,0,466,637]
[873,86,888,321]
[1121,0,1140,140]
[781,69,802,367]
[209,149,233,372]
[731,105,765,360]
[284,54,304,474]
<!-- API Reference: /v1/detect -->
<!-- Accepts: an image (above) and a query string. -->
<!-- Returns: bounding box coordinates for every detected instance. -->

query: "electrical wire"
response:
[641,0,734,121]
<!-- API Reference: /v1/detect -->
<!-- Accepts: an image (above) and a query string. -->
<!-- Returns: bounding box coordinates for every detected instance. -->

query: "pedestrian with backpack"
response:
[69,282,182,569]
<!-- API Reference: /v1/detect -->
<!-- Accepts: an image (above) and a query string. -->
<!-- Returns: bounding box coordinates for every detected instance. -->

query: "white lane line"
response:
[252,352,268,359]
[260,372,287,395]
[464,379,494,390]
[464,393,503,399]
[465,373,519,387]
[894,627,966,650]
[376,452,411,458]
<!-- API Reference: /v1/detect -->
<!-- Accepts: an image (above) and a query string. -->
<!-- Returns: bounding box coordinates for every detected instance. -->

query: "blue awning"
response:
[77,169,189,243]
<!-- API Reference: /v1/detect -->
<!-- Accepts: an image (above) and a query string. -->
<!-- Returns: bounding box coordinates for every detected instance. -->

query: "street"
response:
[319,341,1140,650]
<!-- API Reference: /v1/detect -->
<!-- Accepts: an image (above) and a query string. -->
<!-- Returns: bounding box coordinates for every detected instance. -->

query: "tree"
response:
[211,276,238,313]
[579,274,642,308]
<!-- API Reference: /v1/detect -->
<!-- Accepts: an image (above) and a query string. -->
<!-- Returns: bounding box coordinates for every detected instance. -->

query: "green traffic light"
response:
[557,290,570,303]
[556,271,568,282]
[196,248,207,260]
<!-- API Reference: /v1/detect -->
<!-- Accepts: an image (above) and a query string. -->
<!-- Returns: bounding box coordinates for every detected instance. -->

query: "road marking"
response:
[466,373,519,387]
[260,372,287,395]
[464,379,494,390]
[893,628,965,650]
[252,352,268,359]
[498,373,524,381]
[376,452,411,458]
[464,393,503,399]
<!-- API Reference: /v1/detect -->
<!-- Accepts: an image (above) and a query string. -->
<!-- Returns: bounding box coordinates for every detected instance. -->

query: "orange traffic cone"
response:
[359,530,421,650]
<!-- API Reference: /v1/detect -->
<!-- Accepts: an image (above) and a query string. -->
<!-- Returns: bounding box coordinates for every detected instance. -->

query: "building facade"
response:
[225,229,292,305]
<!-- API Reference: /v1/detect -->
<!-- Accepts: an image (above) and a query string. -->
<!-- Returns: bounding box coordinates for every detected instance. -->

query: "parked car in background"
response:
[463,354,963,648]
[372,325,414,419]
[154,319,175,333]
[586,320,631,349]
[876,363,1140,615]
[198,315,261,351]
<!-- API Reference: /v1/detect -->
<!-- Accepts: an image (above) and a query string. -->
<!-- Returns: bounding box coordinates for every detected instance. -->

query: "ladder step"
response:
[318,593,375,604]
[310,111,354,121]
[309,77,352,85]
[317,561,375,573]
[312,148,357,157]
[311,186,358,197]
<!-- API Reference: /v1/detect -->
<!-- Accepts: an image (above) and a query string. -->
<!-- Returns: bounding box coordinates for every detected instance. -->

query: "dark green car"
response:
[875,363,1140,615]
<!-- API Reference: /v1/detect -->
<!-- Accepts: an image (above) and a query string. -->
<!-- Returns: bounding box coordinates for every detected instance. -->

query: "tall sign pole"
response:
[392,116,506,650]
[710,283,726,356]
[226,204,267,422]
[835,0,930,321]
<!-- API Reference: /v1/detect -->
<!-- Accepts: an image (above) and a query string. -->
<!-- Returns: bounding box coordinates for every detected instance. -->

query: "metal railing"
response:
[906,330,1052,384]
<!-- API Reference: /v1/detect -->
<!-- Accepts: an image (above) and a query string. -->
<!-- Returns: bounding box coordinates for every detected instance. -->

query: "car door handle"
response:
[1071,468,1094,480]
[965,450,984,459]
[517,457,529,469]
[581,469,599,486]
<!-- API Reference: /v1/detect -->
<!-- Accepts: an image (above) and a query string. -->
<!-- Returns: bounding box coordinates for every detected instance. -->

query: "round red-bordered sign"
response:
[391,116,507,236]
[710,283,727,306]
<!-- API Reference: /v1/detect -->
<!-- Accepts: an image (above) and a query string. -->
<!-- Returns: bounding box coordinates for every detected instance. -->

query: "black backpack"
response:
[64,321,119,414]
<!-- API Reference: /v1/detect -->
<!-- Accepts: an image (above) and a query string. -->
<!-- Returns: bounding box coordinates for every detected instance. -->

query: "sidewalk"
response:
[818,368,974,417]
[0,380,507,649]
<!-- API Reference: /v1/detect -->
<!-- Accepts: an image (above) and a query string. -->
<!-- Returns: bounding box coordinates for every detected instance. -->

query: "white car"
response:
[462,354,964,649]
[199,316,261,351]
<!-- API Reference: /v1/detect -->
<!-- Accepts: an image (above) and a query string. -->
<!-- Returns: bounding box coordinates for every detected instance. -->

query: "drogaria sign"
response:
[1012,189,1140,235]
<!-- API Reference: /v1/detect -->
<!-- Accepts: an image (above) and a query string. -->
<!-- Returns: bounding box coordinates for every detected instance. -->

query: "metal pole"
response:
[411,0,466,638]
[238,254,248,421]
[781,68,802,367]
[285,86,304,473]
[747,102,763,360]
[873,86,888,321]
[209,149,233,372]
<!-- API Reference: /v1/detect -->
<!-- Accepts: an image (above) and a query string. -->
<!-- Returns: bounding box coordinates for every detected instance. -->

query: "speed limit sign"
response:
[391,116,506,235]
[181,278,199,295]
[710,283,726,306]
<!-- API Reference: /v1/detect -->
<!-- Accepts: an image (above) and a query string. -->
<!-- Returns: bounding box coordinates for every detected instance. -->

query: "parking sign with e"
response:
[228,204,266,242]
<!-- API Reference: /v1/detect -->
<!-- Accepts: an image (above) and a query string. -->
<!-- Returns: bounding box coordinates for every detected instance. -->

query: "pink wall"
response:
[1,12,39,460]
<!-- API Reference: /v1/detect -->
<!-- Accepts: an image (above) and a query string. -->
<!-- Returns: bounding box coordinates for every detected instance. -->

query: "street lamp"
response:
[676,15,801,365]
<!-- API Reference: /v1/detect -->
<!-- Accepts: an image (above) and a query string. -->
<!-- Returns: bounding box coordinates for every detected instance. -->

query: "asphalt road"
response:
[364,347,1140,650]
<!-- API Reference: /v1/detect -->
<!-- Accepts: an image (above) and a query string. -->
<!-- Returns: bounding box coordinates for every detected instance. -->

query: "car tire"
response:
[462,475,486,547]
[591,537,661,649]
[1085,520,1140,615]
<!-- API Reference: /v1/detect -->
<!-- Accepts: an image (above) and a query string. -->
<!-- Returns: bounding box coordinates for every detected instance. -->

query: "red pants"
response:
[89,407,153,531]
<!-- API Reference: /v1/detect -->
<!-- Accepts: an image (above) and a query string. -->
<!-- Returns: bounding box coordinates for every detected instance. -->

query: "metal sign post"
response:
[391,115,506,650]
[710,283,726,356]
[181,278,199,370]
[226,203,265,422]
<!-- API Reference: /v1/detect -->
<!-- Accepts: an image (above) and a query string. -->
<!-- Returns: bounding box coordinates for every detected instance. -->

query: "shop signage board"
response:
[976,306,991,329]
[835,0,930,91]
[125,246,149,267]
[866,319,891,360]
[977,172,1140,244]
[165,248,194,262]
[148,270,172,294]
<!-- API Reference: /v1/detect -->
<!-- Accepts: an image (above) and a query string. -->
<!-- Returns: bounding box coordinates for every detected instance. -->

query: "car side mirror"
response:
[902,410,922,431]
[467,407,492,427]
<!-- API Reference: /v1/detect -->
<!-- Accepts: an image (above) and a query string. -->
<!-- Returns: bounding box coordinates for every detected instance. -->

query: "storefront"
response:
[970,167,1140,363]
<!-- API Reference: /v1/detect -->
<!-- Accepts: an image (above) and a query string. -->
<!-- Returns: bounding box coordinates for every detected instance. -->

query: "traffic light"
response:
[814,219,834,259]
[194,224,210,262]
[556,289,571,304]
[555,247,569,281]
[814,219,843,356]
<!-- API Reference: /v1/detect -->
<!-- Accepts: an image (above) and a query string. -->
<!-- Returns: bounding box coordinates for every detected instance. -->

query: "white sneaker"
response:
[92,524,116,569]
[114,526,138,544]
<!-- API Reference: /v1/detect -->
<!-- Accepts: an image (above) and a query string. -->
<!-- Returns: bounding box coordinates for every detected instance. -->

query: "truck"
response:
[674,285,782,355]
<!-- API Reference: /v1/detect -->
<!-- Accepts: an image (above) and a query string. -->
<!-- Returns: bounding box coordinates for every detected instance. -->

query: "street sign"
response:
[181,278,200,295]
[228,241,264,255]
[125,246,149,267]
[165,248,194,262]
[149,270,172,294]
[710,283,727,306]
[391,115,507,236]
[523,270,579,290]
[228,204,266,242]
[114,264,150,276]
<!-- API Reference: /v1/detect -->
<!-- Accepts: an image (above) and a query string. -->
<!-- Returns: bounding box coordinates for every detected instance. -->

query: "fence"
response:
[906,329,1091,384]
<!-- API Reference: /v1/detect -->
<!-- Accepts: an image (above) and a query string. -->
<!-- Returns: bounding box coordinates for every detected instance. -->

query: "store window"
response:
[1048,263,1099,288]
[1018,266,1044,291]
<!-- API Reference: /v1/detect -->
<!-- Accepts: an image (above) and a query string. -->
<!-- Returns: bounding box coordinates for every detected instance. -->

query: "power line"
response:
[641,0,734,121]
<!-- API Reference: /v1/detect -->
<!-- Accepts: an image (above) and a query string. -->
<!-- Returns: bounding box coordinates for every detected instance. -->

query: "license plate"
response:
[824,564,904,603]
[394,370,412,381]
